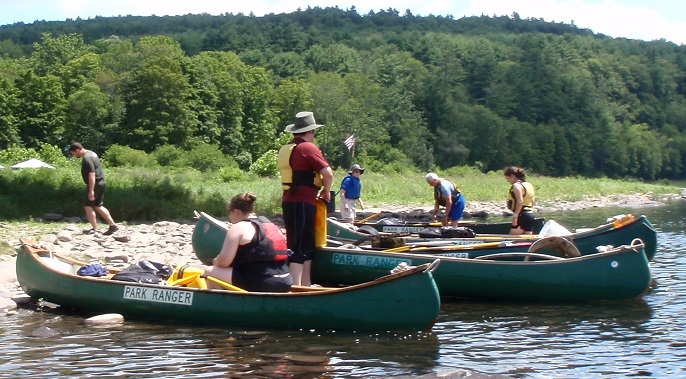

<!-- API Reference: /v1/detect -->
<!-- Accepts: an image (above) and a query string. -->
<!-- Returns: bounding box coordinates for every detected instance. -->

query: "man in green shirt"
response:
[69,142,119,235]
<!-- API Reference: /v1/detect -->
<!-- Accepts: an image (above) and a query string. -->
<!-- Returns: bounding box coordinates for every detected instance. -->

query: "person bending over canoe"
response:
[425,172,465,226]
[201,193,292,292]
[504,166,536,235]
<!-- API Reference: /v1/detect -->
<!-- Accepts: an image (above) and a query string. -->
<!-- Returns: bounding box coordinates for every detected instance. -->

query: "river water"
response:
[1,202,684,378]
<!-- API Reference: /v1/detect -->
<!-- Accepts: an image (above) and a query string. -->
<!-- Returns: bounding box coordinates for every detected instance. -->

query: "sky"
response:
[2,0,684,45]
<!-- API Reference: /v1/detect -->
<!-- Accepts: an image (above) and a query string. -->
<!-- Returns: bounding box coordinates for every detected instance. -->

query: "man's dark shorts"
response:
[282,202,316,264]
[83,181,106,207]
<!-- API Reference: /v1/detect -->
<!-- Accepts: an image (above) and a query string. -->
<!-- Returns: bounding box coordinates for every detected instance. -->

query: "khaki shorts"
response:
[339,198,358,221]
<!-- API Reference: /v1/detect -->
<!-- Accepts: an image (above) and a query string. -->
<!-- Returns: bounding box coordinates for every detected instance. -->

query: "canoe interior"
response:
[17,238,441,331]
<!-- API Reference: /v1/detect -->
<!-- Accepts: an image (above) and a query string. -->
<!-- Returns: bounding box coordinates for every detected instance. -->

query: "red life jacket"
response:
[231,216,289,267]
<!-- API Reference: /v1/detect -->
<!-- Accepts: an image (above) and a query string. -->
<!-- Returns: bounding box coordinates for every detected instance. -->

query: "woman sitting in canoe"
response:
[201,193,292,292]
[504,166,536,235]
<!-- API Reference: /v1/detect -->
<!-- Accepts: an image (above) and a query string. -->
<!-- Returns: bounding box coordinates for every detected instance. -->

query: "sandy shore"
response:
[0,191,682,313]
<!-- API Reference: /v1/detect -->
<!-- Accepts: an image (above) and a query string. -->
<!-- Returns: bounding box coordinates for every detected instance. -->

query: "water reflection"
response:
[2,305,441,378]
[2,203,686,378]
[440,300,653,329]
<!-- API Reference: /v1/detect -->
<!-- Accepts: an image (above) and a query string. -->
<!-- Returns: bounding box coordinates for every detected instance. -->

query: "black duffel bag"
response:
[111,260,173,284]
[440,226,476,238]
[418,227,442,238]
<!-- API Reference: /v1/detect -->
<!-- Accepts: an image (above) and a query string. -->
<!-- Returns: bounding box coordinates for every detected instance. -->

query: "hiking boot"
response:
[103,225,119,236]
[83,228,96,235]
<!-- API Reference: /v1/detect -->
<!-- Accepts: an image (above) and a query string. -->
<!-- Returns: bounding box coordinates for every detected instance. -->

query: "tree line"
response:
[0,7,684,180]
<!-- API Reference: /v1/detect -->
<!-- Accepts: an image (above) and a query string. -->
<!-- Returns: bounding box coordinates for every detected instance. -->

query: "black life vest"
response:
[231,217,289,267]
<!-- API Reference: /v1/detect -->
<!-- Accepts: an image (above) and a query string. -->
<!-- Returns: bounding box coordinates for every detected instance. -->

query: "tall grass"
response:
[361,168,680,208]
[0,167,680,222]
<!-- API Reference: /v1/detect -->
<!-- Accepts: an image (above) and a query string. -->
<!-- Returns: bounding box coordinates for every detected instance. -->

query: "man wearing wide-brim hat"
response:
[278,111,334,286]
[339,164,365,223]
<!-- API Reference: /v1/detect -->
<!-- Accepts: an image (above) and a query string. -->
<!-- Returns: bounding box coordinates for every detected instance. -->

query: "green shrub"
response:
[218,166,245,182]
[234,151,253,170]
[249,150,279,177]
[0,143,73,168]
[104,145,157,167]
[186,143,237,172]
[0,146,38,166]
[37,143,70,167]
[364,148,414,175]
[152,145,187,167]
[0,168,82,218]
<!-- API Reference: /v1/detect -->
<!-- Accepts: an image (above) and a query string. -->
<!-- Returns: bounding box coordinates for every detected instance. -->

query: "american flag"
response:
[344,134,356,150]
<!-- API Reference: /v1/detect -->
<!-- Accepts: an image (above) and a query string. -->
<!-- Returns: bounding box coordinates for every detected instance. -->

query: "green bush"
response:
[364,148,414,175]
[218,166,245,182]
[0,143,74,168]
[37,143,70,167]
[0,168,82,218]
[104,145,157,167]
[0,146,39,166]
[152,145,187,167]
[186,143,237,172]
[234,151,253,170]
[249,150,279,177]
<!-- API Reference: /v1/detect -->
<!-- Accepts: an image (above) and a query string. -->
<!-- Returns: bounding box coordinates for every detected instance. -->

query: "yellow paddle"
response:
[168,274,201,287]
[382,241,512,253]
[412,241,506,251]
[203,275,247,292]
[170,264,246,292]
[357,212,382,224]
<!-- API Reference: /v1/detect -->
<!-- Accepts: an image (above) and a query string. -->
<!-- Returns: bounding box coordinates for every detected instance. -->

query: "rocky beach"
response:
[0,191,681,316]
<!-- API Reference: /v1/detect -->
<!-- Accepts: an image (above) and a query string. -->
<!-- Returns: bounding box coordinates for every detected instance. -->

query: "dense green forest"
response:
[0,6,685,180]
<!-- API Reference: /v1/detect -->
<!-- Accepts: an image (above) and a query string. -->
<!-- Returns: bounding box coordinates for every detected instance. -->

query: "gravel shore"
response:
[0,191,681,314]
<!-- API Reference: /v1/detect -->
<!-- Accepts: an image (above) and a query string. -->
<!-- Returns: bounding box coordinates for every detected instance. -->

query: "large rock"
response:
[0,297,17,312]
[84,313,124,326]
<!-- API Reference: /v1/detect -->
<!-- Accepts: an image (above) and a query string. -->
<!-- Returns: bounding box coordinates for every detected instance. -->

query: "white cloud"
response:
[461,0,684,44]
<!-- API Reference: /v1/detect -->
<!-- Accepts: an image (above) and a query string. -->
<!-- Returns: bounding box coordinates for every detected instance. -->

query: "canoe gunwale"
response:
[313,241,652,301]
[19,237,437,296]
[322,241,646,266]
[17,237,442,331]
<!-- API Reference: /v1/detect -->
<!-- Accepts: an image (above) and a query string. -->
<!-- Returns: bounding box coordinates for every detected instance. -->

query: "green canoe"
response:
[351,216,547,235]
[193,211,657,264]
[310,240,652,302]
[17,238,441,331]
[327,214,657,260]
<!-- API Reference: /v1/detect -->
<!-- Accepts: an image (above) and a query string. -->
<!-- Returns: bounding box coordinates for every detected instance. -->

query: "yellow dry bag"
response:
[315,198,328,248]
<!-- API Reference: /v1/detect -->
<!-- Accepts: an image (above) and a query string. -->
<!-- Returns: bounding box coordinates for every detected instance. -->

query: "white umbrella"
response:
[11,158,56,170]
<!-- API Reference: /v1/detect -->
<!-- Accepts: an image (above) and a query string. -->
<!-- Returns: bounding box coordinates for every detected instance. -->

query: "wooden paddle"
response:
[357,211,382,224]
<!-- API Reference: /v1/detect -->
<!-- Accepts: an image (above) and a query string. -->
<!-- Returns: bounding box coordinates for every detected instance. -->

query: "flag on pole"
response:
[344,134,356,151]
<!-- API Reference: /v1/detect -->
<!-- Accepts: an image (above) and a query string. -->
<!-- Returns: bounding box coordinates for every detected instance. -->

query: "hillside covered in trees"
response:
[0,6,684,180]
